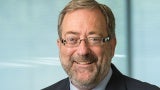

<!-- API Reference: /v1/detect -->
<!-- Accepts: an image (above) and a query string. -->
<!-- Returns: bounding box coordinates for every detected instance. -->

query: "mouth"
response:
[74,61,94,65]
[71,54,98,66]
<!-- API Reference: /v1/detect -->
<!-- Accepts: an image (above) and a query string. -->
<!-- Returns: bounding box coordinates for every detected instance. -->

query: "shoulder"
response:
[42,78,70,90]
[110,64,160,90]
[123,76,160,90]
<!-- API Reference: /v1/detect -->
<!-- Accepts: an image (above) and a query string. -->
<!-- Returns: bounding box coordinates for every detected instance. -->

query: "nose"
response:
[77,40,90,56]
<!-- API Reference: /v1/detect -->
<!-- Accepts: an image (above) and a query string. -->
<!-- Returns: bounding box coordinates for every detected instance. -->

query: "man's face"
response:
[57,9,116,88]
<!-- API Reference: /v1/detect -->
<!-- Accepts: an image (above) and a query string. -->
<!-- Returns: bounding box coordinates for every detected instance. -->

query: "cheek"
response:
[92,48,103,57]
[102,44,112,54]
[92,45,112,63]
[91,46,107,58]
[59,46,76,61]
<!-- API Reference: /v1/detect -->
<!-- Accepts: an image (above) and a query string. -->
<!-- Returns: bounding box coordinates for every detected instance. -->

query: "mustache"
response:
[70,53,98,63]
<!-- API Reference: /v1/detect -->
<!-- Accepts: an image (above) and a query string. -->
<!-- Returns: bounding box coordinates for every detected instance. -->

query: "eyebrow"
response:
[88,31,103,36]
[65,31,79,35]
[64,31,104,37]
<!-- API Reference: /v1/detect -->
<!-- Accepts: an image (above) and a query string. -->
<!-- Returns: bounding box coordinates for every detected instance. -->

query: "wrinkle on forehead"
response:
[61,8,108,37]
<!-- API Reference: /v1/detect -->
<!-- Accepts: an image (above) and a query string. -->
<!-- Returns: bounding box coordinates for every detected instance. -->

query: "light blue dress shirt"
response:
[70,67,112,90]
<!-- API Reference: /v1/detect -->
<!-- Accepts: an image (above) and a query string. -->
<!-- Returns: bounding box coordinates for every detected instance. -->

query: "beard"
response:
[60,46,112,89]
[61,52,102,89]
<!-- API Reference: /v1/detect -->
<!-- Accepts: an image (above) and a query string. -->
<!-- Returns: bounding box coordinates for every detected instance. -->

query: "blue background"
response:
[0,0,159,89]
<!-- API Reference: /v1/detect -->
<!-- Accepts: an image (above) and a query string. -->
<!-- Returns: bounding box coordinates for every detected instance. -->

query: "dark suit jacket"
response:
[42,64,160,90]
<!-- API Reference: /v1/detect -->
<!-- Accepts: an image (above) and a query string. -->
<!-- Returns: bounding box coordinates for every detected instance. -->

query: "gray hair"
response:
[58,0,115,39]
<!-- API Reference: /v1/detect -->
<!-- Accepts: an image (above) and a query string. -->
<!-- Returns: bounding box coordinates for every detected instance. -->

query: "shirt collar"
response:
[70,67,112,90]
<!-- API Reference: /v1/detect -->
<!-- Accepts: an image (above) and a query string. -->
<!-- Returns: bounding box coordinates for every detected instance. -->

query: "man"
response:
[43,0,160,90]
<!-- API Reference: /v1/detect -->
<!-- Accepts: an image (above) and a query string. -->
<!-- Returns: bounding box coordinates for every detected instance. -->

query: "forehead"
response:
[61,8,108,37]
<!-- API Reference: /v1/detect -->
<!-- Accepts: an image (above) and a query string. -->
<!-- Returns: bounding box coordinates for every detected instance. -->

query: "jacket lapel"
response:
[61,78,70,90]
[105,64,127,90]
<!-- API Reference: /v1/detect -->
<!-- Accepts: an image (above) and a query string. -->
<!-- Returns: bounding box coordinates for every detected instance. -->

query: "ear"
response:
[110,37,117,57]
[57,39,61,48]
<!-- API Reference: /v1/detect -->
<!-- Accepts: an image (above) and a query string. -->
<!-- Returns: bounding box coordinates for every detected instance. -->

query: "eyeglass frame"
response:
[60,36,110,47]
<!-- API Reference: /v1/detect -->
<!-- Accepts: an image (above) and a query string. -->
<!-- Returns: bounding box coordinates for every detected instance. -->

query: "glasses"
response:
[61,36,110,47]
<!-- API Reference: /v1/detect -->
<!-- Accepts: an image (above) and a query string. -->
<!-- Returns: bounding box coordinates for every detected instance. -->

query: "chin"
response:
[70,70,99,88]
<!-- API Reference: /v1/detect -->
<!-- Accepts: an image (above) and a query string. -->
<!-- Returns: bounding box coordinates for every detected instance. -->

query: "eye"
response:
[66,36,79,44]
[89,37,101,43]
[90,37,101,41]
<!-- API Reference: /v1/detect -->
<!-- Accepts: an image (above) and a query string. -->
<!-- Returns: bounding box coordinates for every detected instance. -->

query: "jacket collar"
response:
[105,64,127,90]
